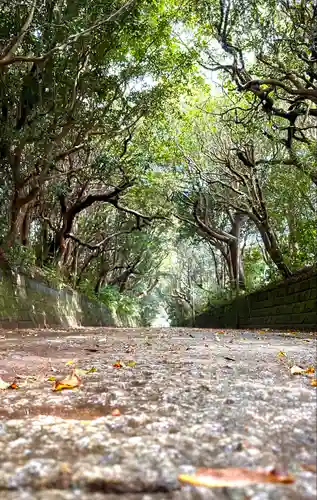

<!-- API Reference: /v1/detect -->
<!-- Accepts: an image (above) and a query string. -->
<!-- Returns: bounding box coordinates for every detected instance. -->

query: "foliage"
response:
[0,0,316,326]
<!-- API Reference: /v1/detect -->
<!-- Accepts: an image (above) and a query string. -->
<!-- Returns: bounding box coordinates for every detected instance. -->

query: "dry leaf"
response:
[113,360,123,368]
[311,378,317,387]
[290,365,305,375]
[0,377,18,390]
[304,366,315,374]
[65,360,75,366]
[178,467,295,488]
[277,351,286,357]
[52,371,81,392]
[111,408,121,416]
[126,360,136,367]
[47,376,56,381]
[113,360,136,368]
[301,463,316,473]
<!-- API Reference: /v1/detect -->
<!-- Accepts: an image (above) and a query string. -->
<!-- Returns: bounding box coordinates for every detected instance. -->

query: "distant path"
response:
[0,327,316,499]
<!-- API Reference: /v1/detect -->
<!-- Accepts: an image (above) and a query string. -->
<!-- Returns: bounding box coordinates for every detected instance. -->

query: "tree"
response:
[192,0,317,185]
[0,0,196,253]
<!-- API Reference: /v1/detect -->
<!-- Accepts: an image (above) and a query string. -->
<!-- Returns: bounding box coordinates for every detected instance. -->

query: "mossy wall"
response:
[0,272,115,328]
[195,266,317,330]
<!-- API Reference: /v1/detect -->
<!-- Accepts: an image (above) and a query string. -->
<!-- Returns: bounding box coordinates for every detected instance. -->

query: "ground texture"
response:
[0,327,316,500]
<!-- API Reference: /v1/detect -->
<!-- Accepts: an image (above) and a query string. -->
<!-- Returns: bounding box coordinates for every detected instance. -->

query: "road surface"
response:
[0,326,316,499]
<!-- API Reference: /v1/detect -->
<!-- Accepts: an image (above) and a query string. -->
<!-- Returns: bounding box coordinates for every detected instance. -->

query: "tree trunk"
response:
[256,221,292,278]
[7,187,38,246]
[229,212,246,290]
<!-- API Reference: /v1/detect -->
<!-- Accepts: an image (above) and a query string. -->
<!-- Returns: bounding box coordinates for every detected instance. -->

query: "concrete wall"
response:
[0,271,116,328]
[195,266,317,330]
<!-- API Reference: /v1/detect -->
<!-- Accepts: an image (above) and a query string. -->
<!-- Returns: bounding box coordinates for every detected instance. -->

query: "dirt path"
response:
[0,327,316,499]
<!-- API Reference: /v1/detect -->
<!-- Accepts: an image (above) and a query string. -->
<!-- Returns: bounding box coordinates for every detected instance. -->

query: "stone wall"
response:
[195,266,317,330]
[0,271,116,328]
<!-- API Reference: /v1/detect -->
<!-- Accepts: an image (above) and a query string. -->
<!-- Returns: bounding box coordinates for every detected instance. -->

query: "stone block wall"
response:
[195,266,317,330]
[0,271,115,328]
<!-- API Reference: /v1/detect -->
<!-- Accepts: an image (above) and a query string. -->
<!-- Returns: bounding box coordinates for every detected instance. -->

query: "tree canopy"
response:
[1,0,316,325]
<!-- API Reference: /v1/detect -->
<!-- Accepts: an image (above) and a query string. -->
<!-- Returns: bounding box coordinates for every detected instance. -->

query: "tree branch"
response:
[0,0,37,62]
[0,0,136,67]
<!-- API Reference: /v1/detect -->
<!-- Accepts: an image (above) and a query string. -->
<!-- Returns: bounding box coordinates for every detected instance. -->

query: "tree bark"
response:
[255,219,292,278]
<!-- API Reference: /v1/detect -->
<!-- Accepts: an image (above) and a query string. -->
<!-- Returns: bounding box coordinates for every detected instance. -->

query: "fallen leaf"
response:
[178,467,295,488]
[111,408,121,416]
[47,376,56,381]
[126,360,136,367]
[65,360,75,366]
[86,367,97,373]
[290,365,305,375]
[216,331,225,335]
[0,377,18,390]
[52,371,81,391]
[113,360,123,368]
[311,378,317,387]
[113,360,136,368]
[277,351,286,357]
[301,463,316,473]
[304,366,315,374]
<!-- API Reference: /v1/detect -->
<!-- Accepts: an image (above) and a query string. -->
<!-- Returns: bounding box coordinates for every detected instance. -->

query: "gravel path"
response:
[0,327,316,500]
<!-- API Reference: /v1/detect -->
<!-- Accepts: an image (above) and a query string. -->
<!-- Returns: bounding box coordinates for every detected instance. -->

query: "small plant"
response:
[6,244,36,272]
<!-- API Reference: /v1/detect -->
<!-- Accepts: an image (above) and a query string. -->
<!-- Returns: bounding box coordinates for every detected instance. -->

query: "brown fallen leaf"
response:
[311,378,317,387]
[178,467,295,488]
[111,408,121,416]
[113,360,136,368]
[300,463,316,473]
[0,377,19,390]
[304,366,315,375]
[52,371,81,392]
[290,365,315,376]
